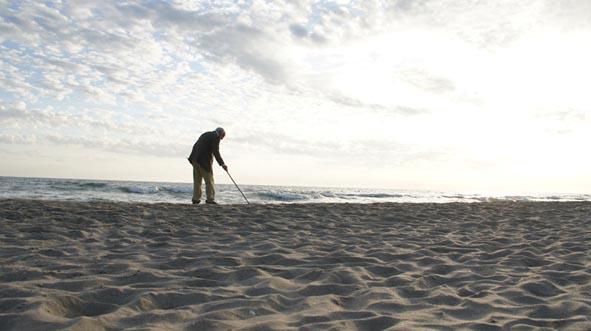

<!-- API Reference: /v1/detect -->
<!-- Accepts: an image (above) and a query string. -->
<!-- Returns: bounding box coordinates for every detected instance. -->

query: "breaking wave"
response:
[257,191,308,201]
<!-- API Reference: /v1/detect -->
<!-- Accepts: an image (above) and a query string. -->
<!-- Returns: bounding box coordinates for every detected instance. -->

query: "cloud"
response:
[289,23,308,38]
[400,69,455,93]
[45,133,187,157]
[543,0,591,29]
[1,1,483,107]
[231,129,447,168]
[0,100,28,120]
[0,131,186,158]
[326,92,427,115]
[0,100,157,136]
[537,108,588,135]
[196,23,288,83]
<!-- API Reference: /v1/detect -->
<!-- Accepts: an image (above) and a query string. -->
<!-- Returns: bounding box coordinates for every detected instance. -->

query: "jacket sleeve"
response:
[188,142,197,164]
[212,138,225,166]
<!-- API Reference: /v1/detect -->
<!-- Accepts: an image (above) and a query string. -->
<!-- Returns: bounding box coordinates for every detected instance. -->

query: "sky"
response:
[1,0,590,194]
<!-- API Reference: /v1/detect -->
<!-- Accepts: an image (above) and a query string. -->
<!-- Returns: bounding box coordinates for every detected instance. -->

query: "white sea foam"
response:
[121,185,160,194]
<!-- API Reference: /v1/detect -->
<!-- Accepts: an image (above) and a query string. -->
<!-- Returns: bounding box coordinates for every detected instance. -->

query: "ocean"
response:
[0,177,591,204]
[0,176,588,204]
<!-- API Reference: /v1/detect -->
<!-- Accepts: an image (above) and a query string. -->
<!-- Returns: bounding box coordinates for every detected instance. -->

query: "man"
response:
[188,127,228,204]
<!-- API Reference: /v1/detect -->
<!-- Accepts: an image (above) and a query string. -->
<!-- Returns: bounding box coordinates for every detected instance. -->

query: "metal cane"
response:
[225,170,250,204]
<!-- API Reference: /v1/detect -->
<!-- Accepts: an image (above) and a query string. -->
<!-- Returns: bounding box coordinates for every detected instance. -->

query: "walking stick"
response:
[225,170,250,204]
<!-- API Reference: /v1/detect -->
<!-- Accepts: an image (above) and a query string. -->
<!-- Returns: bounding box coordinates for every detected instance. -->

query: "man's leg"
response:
[200,165,216,202]
[192,162,203,202]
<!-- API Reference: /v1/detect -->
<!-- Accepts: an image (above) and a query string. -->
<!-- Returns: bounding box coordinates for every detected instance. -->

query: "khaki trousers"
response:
[192,162,215,202]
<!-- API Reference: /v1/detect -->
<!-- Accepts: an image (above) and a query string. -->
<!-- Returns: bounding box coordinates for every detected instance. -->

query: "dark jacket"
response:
[188,131,225,172]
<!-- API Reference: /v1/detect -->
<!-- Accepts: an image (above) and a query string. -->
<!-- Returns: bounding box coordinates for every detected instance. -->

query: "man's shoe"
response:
[192,199,200,204]
[205,200,218,204]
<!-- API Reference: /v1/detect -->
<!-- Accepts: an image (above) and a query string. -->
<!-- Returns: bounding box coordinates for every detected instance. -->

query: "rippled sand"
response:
[1,199,590,330]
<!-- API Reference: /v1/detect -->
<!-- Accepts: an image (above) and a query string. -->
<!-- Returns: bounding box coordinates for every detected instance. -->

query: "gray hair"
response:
[215,127,225,136]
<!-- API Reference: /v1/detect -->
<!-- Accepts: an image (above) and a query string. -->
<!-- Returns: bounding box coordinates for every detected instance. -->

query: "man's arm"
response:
[212,138,226,170]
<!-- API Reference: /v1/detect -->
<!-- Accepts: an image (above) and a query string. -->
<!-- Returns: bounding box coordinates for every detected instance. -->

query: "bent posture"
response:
[188,127,228,204]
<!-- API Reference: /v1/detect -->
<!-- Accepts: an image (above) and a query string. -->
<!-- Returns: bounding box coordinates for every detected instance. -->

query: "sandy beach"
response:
[0,199,590,330]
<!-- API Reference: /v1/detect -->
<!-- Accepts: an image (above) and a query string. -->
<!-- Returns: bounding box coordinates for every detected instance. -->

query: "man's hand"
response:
[222,164,228,171]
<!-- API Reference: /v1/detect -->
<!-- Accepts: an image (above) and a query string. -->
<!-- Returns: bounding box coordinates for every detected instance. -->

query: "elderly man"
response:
[188,127,228,204]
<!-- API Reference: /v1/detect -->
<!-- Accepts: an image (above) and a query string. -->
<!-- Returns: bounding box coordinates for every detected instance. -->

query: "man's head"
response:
[215,127,226,139]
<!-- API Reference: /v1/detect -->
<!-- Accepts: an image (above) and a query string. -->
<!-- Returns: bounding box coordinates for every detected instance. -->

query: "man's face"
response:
[220,132,226,140]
